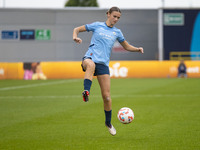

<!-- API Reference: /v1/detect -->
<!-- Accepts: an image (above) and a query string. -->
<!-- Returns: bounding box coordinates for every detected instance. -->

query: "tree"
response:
[65,0,98,7]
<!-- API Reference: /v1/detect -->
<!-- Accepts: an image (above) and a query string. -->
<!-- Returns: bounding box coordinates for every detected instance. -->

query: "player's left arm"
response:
[120,40,144,53]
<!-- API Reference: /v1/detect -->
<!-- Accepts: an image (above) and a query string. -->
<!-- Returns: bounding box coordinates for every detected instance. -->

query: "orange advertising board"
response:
[0,63,24,79]
[109,61,200,78]
[0,61,200,79]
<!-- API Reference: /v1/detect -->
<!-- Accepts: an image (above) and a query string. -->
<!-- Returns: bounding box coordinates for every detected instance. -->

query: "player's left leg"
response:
[97,74,116,135]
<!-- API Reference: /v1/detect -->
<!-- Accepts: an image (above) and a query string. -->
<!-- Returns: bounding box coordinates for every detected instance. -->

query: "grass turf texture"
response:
[0,78,199,150]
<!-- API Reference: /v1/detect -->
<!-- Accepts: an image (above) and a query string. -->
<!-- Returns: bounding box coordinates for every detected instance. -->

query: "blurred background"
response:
[1,0,200,8]
[0,0,200,79]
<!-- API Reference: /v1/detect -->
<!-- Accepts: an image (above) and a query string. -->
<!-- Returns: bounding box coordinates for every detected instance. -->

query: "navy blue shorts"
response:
[81,57,110,76]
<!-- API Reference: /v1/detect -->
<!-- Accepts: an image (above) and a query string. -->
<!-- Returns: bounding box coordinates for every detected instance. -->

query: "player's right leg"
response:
[81,58,95,102]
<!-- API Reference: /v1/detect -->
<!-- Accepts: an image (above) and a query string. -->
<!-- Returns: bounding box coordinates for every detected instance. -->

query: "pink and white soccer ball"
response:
[117,107,134,124]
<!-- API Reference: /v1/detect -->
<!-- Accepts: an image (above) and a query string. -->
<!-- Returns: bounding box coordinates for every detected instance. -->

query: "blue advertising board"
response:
[20,30,35,40]
[1,30,18,39]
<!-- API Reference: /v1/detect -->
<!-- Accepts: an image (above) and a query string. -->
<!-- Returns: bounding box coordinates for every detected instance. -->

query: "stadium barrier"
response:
[0,61,200,79]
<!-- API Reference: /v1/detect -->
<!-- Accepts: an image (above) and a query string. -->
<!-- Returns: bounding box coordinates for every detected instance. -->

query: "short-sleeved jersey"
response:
[85,22,125,66]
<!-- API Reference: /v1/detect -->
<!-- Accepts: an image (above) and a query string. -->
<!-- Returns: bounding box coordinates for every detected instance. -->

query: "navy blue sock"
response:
[84,79,92,92]
[104,110,112,127]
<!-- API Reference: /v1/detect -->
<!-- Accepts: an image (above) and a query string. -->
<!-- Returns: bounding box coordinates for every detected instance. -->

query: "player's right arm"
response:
[73,25,87,44]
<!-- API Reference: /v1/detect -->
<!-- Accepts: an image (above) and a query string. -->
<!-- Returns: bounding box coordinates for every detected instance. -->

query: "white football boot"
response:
[106,124,116,136]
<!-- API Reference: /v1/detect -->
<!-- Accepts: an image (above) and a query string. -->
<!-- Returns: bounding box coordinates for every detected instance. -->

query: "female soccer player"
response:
[73,7,144,136]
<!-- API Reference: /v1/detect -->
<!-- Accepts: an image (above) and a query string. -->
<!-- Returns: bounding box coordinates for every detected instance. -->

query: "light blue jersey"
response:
[85,22,125,66]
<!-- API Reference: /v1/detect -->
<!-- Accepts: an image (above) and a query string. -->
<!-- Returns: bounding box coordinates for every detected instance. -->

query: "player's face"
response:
[107,11,121,26]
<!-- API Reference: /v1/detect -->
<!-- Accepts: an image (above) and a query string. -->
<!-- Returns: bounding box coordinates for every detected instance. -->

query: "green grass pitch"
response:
[0,78,199,150]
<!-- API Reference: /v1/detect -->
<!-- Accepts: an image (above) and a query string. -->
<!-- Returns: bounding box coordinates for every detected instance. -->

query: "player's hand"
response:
[138,47,144,54]
[73,37,82,44]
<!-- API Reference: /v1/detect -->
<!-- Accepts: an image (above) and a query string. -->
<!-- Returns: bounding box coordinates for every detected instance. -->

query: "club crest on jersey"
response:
[113,32,116,35]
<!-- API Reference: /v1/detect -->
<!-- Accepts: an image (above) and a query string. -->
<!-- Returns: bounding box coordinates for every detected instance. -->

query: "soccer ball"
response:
[117,107,134,124]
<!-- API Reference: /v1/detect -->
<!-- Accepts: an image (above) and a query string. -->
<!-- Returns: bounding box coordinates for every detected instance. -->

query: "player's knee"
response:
[103,95,111,102]
[87,62,95,71]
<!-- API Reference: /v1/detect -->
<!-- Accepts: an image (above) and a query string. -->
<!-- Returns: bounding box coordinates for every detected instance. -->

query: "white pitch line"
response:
[0,94,199,99]
[0,79,79,91]
[0,95,81,99]
[114,94,200,97]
